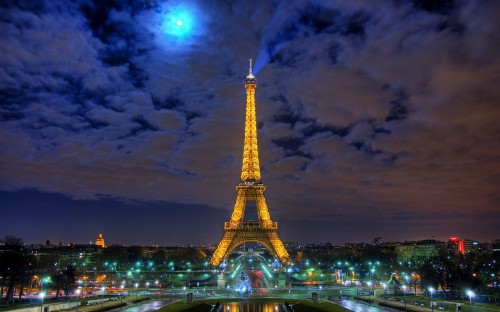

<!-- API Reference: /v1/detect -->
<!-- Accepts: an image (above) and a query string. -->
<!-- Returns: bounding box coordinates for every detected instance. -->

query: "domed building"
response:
[95,232,106,248]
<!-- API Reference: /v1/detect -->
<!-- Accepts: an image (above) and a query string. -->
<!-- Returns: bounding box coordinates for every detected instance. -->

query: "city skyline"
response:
[1,1,500,246]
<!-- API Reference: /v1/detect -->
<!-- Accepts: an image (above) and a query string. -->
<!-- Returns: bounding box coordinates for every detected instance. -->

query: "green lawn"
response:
[159,298,350,312]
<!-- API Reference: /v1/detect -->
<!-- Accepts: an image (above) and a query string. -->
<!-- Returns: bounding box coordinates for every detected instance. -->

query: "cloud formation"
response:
[1,0,499,244]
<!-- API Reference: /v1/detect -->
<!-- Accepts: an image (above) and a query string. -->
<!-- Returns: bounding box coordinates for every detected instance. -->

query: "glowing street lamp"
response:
[135,283,138,299]
[382,284,387,305]
[367,282,372,303]
[155,280,159,299]
[468,291,474,312]
[101,287,106,309]
[75,289,80,312]
[120,285,124,309]
[403,285,407,312]
[40,292,45,312]
[429,287,435,312]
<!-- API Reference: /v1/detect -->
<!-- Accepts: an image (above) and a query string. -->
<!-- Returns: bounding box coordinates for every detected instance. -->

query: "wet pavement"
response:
[337,299,401,312]
[108,300,175,312]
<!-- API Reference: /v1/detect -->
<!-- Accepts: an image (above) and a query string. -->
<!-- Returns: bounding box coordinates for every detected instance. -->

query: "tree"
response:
[2,236,24,246]
[62,266,76,297]
[51,266,76,299]
[420,257,446,294]
[127,246,145,263]
[0,235,34,305]
[151,249,167,264]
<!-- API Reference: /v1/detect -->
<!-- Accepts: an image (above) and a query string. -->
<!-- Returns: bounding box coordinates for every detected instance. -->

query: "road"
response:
[108,300,175,312]
[337,299,401,312]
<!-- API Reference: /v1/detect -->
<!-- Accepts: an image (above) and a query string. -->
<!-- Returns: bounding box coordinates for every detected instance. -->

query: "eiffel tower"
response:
[210,60,292,267]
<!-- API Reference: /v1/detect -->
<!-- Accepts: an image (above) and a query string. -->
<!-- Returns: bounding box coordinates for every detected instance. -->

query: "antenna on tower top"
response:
[249,58,253,76]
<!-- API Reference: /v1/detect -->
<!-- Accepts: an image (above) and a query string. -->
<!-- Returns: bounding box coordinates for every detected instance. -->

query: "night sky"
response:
[1,0,499,246]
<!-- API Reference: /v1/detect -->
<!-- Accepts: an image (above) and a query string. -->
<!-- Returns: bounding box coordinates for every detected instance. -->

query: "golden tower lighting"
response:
[210,59,292,267]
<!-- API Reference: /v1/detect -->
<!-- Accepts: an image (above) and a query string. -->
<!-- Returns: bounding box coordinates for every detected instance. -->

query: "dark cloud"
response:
[411,0,457,15]
[1,0,500,244]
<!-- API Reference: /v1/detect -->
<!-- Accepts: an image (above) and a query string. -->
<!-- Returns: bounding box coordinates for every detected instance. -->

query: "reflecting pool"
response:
[221,302,283,312]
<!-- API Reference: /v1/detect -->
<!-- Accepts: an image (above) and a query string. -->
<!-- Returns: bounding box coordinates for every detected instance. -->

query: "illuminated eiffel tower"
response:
[210,60,292,267]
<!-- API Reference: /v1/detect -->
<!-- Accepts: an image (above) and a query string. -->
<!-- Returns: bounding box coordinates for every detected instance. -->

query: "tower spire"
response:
[246,58,255,80]
[242,58,259,182]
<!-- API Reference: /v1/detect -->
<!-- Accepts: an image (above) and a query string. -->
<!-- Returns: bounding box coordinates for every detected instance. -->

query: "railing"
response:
[224,221,277,230]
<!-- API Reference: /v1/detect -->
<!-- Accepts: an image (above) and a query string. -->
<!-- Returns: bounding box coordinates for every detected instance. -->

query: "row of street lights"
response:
[37,283,477,312]
[378,282,475,312]
[38,280,166,312]
[429,287,475,312]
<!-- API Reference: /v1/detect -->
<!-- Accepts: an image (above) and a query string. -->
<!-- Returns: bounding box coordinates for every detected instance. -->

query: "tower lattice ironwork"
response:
[210,60,292,267]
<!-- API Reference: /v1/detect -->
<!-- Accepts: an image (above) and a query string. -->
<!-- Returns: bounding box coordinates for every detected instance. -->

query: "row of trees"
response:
[0,236,36,304]
[295,245,499,294]
[0,236,76,305]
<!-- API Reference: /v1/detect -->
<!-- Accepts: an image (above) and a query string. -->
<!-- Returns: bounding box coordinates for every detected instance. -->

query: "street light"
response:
[382,284,387,305]
[40,292,45,312]
[135,283,138,299]
[367,282,372,303]
[155,280,159,299]
[120,285,124,309]
[468,291,474,312]
[146,282,150,295]
[75,289,80,312]
[101,287,106,309]
[429,287,435,312]
[403,285,407,312]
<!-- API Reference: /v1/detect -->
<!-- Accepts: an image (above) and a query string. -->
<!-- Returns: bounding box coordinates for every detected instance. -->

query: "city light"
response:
[429,287,435,312]
[468,291,475,312]
[39,292,45,312]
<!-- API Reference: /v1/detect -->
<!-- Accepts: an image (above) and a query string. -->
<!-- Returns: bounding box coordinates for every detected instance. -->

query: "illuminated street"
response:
[337,299,398,312]
[108,300,174,312]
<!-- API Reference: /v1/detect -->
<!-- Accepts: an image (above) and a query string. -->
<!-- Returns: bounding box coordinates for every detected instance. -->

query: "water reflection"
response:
[222,302,281,312]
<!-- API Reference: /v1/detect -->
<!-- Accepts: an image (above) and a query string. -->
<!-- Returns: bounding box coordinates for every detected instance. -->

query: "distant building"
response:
[492,239,500,255]
[448,237,464,254]
[283,242,299,249]
[463,239,477,254]
[95,233,106,248]
[395,241,442,263]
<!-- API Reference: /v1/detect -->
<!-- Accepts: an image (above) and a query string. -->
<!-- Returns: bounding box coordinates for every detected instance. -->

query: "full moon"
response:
[160,4,196,39]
